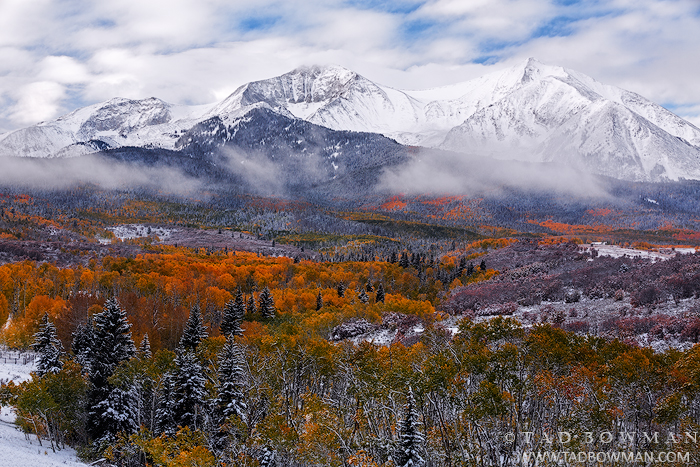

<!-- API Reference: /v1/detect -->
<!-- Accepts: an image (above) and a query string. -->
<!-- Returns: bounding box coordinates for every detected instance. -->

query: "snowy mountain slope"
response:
[0,98,209,158]
[2,59,700,182]
[208,65,428,141]
[441,59,700,181]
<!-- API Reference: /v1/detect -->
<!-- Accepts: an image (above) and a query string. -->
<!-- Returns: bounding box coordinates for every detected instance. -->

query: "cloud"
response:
[0,0,699,133]
[379,148,607,198]
[0,154,203,194]
[10,82,66,124]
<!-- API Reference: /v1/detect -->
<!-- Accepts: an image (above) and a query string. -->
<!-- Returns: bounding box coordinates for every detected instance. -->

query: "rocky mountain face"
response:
[2,59,699,182]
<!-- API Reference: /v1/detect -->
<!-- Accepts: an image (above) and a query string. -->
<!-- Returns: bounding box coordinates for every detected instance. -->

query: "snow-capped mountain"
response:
[440,59,700,181]
[2,59,700,182]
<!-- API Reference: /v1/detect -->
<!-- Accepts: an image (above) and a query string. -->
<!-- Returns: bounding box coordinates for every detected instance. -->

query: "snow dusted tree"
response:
[86,298,136,442]
[32,313,63,377]
[212,337,248,454]
[247,294,257,315]
[259,446,277,467]
[155,371,177,435]
[214,337,247,424]
[92,385,139,442]
[180,305,208,350]
[71,318,94,372]
[220,289,245,337]
[138,333,152,359]
[395,388,425,467]
[258,287,276,320]
[172,348,206,430]
[358,289,369,304]
[376,283,385,304]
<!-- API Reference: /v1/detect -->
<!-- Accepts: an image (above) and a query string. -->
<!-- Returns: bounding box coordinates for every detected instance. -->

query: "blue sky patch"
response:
[239,15,281,32]
[343,0,422,15]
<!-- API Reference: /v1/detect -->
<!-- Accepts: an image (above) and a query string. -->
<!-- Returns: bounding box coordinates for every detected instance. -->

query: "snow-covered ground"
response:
[0,352,88,467]
[107,224,175,242]
[581,244,697,261]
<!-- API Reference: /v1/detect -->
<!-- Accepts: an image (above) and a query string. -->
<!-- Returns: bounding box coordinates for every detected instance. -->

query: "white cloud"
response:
[0,0,699,133]
[10,81,66,124]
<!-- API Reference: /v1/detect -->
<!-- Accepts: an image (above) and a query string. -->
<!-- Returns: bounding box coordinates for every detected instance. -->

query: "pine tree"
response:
[467,263,475,276]
[337,282,345,298]
[180,305,208,350]
[214,337,247,443]
[172,348,206,430]
[395,388,425,467]
[399,251,410,268]
[221,289,245,337]
[358,289,369,304]
[258,287,275,320]
[71,318,94,372]
[155,371,177,435]
[365,279,374,292]
[376,283,385,304]
[259,446,277,467]
[315,291,323,311]
[138,333,152,359]
[247,294,257,315]
[93,385,139,442]
[32,313,63,377]
[87,298,136,442]
[480,259,486,271]
[457,257,466,276]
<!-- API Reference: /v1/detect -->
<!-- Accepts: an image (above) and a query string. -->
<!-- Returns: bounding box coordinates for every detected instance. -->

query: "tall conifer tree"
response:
[87,298,136,442]
[32,313,63,377]
[180,305,208,350]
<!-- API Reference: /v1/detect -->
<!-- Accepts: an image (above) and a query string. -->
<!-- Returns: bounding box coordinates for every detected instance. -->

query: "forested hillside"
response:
[0,184,699,466]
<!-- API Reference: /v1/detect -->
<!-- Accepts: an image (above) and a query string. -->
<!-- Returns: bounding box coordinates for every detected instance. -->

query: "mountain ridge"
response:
[2,59,700,182]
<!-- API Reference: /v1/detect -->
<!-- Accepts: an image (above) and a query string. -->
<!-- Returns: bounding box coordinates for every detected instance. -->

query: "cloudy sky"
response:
[1,0,699,134]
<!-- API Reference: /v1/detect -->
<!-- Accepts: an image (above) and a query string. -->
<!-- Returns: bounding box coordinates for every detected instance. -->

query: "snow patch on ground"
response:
[108,224,175,241]
[0,406,88,467]
[581,244,697,261]
[0,349,35,385]
[0,353,88,467]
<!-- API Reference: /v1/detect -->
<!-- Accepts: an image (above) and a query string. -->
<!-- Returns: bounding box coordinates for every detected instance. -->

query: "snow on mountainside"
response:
[0,97,209,158]
[441,59,700,181]
[1,59,700,182]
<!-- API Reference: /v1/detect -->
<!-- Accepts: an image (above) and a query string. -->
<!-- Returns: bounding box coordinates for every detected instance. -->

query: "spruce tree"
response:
[213,337,248,451]
[155,371,177,435]
[358,289,369,304]
[221,289,245,337]
[87,298,136,442]
[365,279,374,292]
[480,259,486,271]
[259,446,277,467]
[138,333,152,359]
[172,348,206,430]
[247,294,257,315]
[258,287,276,320]
[399,252,410,268]
[71,318,94,372]
[180,305,208,350]
[316,291,323,311]
[395,388,425,467]
[93,385,139,441]
[32,313,63,377]
[337,282,345,298]
[375,283,385,304]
